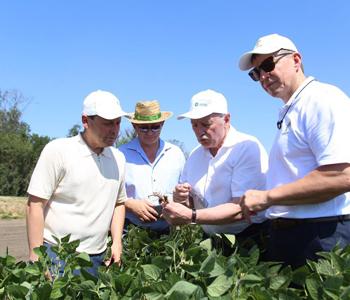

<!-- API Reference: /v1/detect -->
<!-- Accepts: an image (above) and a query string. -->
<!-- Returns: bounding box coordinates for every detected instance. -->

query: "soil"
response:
[0,219,28,262]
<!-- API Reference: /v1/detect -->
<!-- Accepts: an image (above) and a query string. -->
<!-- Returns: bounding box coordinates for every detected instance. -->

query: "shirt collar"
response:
[77,133,113,158]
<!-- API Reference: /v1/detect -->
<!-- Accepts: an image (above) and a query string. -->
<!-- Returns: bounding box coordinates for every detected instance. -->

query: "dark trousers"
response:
[267,218,350,269]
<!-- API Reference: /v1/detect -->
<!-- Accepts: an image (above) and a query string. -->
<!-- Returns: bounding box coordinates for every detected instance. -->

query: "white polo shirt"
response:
[267,77,350,219]
[181,126,268,235]
[27,134,127,254]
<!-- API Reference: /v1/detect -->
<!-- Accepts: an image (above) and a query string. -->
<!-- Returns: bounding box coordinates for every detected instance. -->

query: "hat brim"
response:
[127,111,173,124]
[177,109,215,120]
[239,48,279,71]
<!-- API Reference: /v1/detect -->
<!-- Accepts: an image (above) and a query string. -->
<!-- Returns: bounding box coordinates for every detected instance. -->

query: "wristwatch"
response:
[190,208,197,225]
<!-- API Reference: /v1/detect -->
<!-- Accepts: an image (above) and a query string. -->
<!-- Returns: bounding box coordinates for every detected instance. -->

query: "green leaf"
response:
[269,274,289,290]
[222,233,236,247]
[207,274,233,297]
[165,281,199,299]
[35,283,52,299]
[5,284,29,298]
[144,292,164,300]
[61,234,72,243]
[25,262,42,276]
[141,264,162,281]
[199,251,216,275]
[240,274,263,283]
[305,276,322,300]
[199,237,212,252]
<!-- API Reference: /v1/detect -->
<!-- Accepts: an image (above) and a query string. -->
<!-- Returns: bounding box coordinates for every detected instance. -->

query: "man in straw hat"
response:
[119,100,185,234]
[27,90,128,276]
[237,33,350,268]
[162,89,269,252]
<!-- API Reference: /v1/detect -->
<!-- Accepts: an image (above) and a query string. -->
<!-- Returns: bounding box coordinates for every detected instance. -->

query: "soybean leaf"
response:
[165,281,199,299]
[207,274,233,297]
[142,264,162,281]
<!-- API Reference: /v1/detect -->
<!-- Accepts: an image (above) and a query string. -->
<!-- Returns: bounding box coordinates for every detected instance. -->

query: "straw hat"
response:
[128,100,173,124]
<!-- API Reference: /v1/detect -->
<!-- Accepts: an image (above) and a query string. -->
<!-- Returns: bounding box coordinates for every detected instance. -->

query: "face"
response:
[83,115,121,149]
[134,122,163,147]
[251,51,301,101]
[191,113,230,153]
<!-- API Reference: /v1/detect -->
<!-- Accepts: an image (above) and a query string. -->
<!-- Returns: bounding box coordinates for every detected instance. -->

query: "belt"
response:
[271,214,350,230]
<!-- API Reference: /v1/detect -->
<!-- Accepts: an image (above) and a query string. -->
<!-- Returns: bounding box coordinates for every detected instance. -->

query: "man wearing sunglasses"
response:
[238,33,350,268]
[119,100,185,235]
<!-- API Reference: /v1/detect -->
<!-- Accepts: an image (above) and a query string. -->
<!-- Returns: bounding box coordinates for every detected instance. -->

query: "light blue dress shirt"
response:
[119,138,186,231]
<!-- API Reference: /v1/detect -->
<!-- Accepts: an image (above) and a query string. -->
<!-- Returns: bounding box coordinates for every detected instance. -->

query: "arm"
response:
[106,202,125,266]
[162,198,243,225]
[26,195,48,261]
[240,163,350,219]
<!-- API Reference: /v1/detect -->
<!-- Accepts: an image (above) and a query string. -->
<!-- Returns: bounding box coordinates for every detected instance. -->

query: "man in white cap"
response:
[162,89,268,250]
[238,33,350,268]
[26,90,128,276]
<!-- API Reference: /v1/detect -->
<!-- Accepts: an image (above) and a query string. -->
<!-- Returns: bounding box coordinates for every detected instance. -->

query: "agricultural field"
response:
[1,198,350,299]
[0,196,27,219]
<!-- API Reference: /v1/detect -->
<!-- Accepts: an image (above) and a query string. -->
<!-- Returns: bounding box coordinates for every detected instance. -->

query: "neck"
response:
[81,132,104,155]
[281,73,307,103]
[140,139,159,162]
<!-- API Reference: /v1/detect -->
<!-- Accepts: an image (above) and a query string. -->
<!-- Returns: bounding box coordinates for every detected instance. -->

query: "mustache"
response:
[198,133,209,141]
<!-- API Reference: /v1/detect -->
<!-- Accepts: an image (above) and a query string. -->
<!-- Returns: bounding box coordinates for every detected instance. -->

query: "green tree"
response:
[0,90,50,196]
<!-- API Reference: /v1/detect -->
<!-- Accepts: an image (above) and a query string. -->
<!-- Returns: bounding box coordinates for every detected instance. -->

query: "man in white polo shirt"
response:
[26,90,128,276]
[238,33,350,268]
[162,89,268,249]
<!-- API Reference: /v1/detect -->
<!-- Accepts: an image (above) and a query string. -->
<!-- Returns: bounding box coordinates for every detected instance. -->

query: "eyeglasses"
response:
[138,125,162,133]
[248,50,295,82]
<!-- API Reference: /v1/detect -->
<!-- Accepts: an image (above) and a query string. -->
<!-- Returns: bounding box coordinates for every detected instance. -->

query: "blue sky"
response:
[1,1,349,153]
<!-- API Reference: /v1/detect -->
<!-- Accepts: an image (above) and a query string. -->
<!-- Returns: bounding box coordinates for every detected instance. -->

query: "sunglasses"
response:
[248,50,294,82]
[138,125,162,133]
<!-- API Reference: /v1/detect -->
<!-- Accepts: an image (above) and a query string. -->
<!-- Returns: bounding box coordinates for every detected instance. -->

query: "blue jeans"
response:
[44,242,106,277]
[267,218,350,269]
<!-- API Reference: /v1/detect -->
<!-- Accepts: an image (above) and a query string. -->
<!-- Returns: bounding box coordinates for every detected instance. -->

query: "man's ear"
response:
[224,113,231,124]
[293,53,302,69]
[82,115,89,129]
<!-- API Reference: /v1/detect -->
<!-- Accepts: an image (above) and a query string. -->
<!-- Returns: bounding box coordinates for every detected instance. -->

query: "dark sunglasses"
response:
[138,125,162,133]
[248,50,294,82]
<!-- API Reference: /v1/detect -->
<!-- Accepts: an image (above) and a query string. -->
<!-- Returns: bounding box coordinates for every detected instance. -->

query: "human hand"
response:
[162,202,192,225]
[173,183,191,204]
[126,199,159,222]
[239,190,270,223]
[105,241,122,267]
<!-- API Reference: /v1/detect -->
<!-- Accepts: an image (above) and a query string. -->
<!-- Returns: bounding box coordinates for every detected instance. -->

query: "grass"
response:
[0,196,27,219]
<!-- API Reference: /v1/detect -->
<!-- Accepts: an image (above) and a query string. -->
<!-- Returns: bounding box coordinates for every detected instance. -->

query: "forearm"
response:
[197,202,243,225]
[110,203,125,244]
[26,196,46,260]
[267,164,350,206]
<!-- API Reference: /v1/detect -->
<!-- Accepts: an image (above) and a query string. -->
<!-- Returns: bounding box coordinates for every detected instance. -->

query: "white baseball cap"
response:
[239,34,298,70]
[82,90,127,120]
[177,89,228,120]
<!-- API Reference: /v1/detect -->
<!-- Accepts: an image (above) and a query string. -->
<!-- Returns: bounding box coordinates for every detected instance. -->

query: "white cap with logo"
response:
[82,90,127,120]
[177,89,228,120]
[239,33,298,71]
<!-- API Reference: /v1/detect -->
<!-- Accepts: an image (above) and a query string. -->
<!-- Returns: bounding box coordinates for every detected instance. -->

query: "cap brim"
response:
[177,109,213,120]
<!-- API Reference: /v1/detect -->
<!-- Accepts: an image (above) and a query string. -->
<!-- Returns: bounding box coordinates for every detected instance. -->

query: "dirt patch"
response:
[0,219,28,261]
[0,196,27,219]
[0,196,28,261]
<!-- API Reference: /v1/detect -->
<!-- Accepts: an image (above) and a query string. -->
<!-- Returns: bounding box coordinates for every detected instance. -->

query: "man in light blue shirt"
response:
[119,100,186,233]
